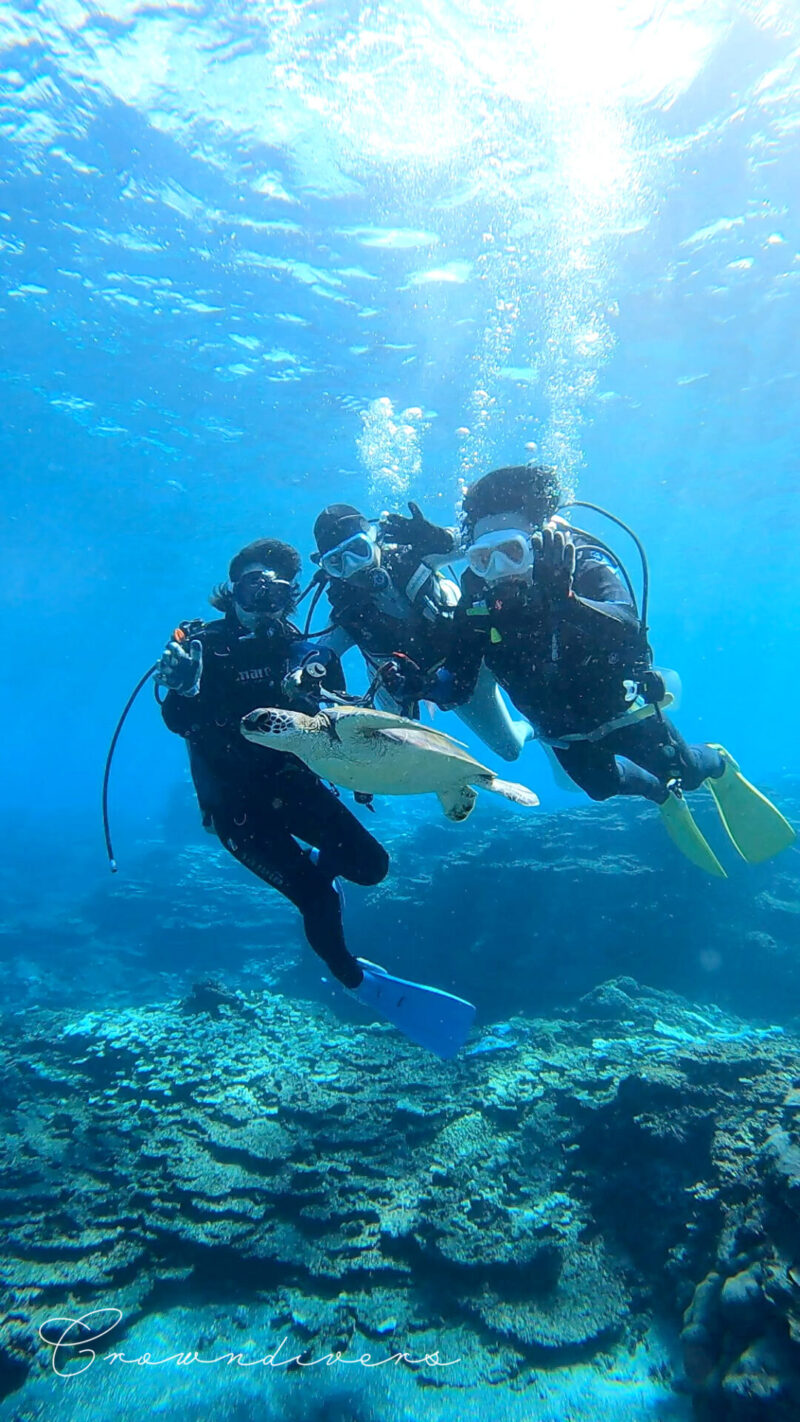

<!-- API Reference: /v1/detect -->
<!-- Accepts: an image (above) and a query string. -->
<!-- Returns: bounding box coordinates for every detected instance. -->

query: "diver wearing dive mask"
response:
[309,501,459,717]
[464,526,535,585]
[231,563,300,629]
[320,531,391,592]
[315,518,391,593]
[307,501,532,762]
[155,534,389,989]
[415,464,776,874]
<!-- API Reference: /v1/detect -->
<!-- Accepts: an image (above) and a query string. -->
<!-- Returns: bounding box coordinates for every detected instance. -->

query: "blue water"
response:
[2,3,800,1418]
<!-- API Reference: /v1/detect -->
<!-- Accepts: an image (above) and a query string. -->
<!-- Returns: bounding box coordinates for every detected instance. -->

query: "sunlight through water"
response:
[2,0,800,490]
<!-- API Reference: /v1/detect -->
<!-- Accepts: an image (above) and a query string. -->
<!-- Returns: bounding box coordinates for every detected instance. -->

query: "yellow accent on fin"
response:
[490,627,502,644]
[706,746,796,865]
[659,792,727,878]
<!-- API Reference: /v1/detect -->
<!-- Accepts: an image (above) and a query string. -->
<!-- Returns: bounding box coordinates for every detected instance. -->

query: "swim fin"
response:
[659,787,727,878]
[706,746,796,864]
[353,959,476,1059]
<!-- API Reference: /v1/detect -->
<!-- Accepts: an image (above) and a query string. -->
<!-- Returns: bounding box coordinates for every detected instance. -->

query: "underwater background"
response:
[3,2,800,1419]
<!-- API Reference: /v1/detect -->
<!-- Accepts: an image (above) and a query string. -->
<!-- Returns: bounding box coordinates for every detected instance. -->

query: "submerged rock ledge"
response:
[1,981,799,1418]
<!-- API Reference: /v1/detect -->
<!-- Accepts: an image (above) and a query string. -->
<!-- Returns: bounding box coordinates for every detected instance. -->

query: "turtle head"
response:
[241,707,318,748]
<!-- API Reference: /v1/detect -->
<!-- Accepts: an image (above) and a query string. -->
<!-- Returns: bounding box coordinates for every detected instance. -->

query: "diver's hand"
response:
[382,501,454,557]
[532,524,576,601]
[380,655,426,704]
[281,659,329,700]
[379,658,406,698]
[155,637,203,695]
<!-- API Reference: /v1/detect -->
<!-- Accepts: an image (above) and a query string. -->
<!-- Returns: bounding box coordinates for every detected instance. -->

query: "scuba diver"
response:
[416,464,795,876]
[155,536,475,1058]
[308,500,531,761]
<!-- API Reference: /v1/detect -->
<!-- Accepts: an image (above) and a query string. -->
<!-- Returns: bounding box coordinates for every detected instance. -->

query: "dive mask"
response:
[232,567,297,616]
[464,529,534,584]
[320,528,379,580]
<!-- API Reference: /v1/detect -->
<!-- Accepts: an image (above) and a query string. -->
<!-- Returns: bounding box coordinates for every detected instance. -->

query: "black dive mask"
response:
[232,569,297,617]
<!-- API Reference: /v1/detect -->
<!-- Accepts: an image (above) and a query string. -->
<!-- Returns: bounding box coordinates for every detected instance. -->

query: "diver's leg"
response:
[633,721,795,862]
[598,718,727,874]
[278,769,390,888]
[212,802,362,987]
[607,716,724,793]
[454,662,533,762]
[553,742,666,802]
[617,719,797,864]
[657,720,724,791]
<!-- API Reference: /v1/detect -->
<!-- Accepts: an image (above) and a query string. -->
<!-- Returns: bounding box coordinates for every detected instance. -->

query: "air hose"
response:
[559,499,650,640]
[102,664,159,872]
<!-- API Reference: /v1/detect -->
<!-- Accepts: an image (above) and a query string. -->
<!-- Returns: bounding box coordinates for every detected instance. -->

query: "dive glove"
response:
[380,654,427,704]
[281,658,330,701]
[155,637,203,696]
[532,524,576,602]
[382,501,454,557]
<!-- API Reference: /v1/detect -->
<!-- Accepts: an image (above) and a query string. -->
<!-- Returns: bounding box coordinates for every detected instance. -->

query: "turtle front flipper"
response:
[437,784,478,821]
[478,774,539,809]
[374,723,473,757]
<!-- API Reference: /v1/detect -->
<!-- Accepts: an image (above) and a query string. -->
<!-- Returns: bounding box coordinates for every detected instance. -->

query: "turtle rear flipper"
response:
[480,775,539,809]
[437,784,478,821]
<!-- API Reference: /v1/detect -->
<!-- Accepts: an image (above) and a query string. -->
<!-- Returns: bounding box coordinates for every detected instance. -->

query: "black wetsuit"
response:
[433,537,721,803]
[161,615,388,986]
[324,539,459,717]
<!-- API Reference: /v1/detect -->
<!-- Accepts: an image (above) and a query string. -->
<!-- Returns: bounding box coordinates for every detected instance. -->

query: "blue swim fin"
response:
[353,960,476,1059]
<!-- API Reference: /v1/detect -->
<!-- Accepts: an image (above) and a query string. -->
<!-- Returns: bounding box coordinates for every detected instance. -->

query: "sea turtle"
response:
[240,705,539,821]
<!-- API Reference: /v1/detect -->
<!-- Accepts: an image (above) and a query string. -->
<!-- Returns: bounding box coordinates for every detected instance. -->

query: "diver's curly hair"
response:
[208,538,302,612]
[460,464,563,542]
[208,582,235,614]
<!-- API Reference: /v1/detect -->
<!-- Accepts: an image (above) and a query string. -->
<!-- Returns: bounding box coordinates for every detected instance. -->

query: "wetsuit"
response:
[323,542,459,719]
[160,615,388,986]
[318,533,530,762]
[432,536,722,803]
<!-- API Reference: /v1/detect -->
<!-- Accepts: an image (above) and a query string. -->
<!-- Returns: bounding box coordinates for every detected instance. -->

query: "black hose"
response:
[559,499,650,640]
[295,569,326,607]
[303,623,337,639]
[303,579,326,636]
[102,664,159,872]
[564,522,639,614]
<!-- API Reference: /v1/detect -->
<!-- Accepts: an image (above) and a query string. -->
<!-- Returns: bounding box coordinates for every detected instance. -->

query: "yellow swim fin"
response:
[706,746,796,865]
[659,788,727,878]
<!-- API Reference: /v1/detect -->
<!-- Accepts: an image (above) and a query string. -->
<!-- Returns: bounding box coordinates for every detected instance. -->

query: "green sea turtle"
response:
[241,706,539,821]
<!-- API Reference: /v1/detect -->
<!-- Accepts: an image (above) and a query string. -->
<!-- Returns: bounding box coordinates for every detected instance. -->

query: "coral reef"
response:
[0,978,798,1418]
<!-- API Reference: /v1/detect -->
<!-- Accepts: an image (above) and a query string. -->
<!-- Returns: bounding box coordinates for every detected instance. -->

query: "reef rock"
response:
[0,982,798,1417]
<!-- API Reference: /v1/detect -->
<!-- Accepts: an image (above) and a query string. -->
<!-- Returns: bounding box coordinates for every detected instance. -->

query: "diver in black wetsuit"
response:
[156,534,478,1058]
[419,465,794,875]
[156,537,388,988]
[310,501,530,760]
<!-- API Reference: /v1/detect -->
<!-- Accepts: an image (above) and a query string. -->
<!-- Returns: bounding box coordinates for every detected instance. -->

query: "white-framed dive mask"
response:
[464,528,534,584]
[320,528,380,580]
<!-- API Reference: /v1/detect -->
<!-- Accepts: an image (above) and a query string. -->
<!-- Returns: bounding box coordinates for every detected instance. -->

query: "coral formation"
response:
[0,979,798,1418]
